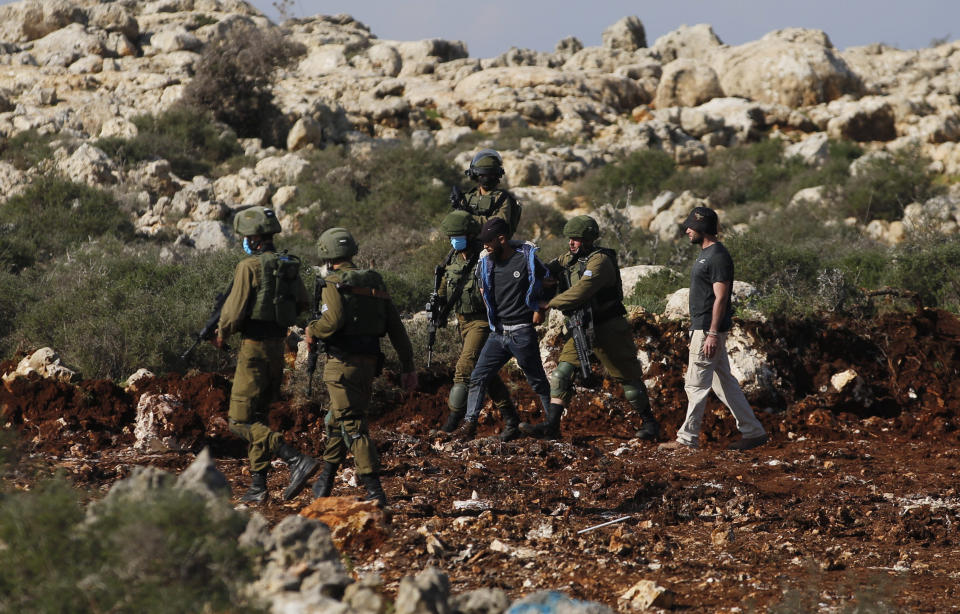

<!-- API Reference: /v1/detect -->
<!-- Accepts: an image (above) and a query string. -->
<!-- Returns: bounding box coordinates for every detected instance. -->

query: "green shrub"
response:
[887,234,960,311]
[840,147,942,222]
[95,107,241,179]
[0,129,55,170]
[0,176,135,273]
[182,22,305,146]
[0,474,261,613]
[626,268,687,313]
[7,240,242,379]
[569,149,676,205]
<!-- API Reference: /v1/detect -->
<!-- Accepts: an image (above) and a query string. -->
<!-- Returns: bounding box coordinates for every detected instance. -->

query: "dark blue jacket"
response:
[477,240,549,331]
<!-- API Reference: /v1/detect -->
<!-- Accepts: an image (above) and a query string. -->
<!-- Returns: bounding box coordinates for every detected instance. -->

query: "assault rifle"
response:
[449,185,470,212]
[424,263,446,368]
[304,275,326,396]
[565,307,593,380]
[180,283,233,361]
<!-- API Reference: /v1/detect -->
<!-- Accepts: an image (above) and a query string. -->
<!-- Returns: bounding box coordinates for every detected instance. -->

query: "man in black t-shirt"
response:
[454,217,552,441]
[660,206,768,452]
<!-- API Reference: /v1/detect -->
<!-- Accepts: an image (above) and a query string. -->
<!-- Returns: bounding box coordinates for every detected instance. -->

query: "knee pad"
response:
[448,383,468,411]
[549,361,577,400]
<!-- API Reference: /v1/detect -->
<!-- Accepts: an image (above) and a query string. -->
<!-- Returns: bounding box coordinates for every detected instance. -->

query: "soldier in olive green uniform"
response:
[457,149,522,238]
[434,211,519,440]
[306,228,418,507]
[216,206,318,504]
[520,215,660,440]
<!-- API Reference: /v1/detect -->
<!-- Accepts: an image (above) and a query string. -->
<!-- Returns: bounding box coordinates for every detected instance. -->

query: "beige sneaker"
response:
[658,440,697,451]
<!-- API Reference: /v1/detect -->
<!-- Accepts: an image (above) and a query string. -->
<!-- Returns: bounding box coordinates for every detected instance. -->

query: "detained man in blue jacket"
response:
[454,217,553,442]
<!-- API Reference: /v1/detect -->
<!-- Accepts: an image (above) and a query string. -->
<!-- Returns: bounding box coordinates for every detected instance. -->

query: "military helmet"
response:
[233,206,282,236]
[466,148,505,180]
[317,227,358,260]
[563,215,600,241]
[440,210,480,237]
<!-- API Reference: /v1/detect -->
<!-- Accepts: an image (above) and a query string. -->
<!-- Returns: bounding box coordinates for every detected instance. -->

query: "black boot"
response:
[498,404,521,442]
[359,473,388,508]
[311,462,339,498]
[635,410,660,441]
[439,409,465,433]
[277,442,319,501]
[519,403,563,440]
[240,469,268,504]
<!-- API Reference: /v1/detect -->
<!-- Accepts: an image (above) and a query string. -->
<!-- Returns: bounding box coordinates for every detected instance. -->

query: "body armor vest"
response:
[326,268,389,355]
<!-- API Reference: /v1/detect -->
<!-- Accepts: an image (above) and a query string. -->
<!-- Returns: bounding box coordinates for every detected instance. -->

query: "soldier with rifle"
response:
[305,228,417,508]
[214,206,318,504]
[449,149,522,238]
[520,215,660,441]
[428,211,517,437]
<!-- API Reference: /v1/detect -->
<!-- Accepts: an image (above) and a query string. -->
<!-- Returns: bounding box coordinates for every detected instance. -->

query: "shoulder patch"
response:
[583,270,593,277]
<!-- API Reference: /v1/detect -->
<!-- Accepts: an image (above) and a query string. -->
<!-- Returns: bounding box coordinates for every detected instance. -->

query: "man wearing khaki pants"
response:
[660,206,768,452]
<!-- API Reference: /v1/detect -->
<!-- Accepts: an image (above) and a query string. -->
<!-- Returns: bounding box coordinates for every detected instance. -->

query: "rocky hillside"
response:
[2,0,960,249]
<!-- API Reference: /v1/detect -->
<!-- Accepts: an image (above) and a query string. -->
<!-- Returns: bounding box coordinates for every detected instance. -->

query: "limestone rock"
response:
[713,29,863,108]
[784,132,830,166]
[2,347,78,384]
[56,143,120,186]
[619,579,675,610]
[655,58,723,108]
[653,24,724,63]
[133,392,184,452]
[602,16,647,51]
[300,496,390,552]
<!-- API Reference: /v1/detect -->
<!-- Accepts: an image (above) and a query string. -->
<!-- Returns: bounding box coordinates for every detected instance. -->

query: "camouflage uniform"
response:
[462,187,522,238]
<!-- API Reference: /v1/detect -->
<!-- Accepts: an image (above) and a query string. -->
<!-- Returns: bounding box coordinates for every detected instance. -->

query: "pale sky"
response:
[248,0,958,58]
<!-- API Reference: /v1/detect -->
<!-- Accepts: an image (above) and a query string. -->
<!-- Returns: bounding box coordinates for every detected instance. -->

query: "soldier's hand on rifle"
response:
[210,332,224,349]
[401,371,418,393]
[532,310,546,325]
[305,331,317,349]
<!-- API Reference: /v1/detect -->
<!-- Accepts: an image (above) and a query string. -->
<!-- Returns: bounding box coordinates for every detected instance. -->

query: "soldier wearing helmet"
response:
[432,210,519,440]
[459,148,522,237]
[305,227,417,508]
[520,215,660,441]
[216,206,317,504]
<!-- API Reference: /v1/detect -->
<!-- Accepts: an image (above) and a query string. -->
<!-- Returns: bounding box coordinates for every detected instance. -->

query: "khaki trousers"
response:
[676,329,766,446]
[228,338,285,472]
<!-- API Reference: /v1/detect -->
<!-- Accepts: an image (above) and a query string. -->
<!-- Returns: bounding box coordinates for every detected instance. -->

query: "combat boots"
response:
[277,442,319,501]
[635,410,660,441]
[519,403,563,440]
[454,419,478,441]
[359,473,388,508]
[311,462,339,498]
[498,404,522,442]
[439,409,465,433]
[240,469,268,504]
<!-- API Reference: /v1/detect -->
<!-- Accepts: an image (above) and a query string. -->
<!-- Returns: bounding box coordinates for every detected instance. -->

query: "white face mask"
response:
[318,263,330,278]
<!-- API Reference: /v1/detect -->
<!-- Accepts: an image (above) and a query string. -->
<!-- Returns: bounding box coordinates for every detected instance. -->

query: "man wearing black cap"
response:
[454,217,552,441]
[660,206,768,452]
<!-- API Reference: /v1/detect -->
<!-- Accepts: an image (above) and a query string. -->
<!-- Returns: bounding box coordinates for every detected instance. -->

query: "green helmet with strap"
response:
[317,227,358,260]
[466,148,504,181]
[563,215,600,241]
[233,206,282,236]
[440,210,480,237]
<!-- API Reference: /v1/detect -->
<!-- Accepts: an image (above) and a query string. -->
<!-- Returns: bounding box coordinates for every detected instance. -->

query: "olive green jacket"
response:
[219,254,309,340]
[306,262,415,373]
[547,249,618,313]
[438,244,485,318]
[464,187,521,237]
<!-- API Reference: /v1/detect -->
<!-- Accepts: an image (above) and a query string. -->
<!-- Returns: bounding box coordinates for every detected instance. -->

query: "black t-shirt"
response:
[492,249,533,324]
[688,242,734,332]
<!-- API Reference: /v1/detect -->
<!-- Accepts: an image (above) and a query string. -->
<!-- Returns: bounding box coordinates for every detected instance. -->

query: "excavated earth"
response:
[3,308,960,612]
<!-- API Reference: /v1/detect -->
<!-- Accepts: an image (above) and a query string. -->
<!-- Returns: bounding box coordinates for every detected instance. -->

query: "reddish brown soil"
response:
[3,308,960,612]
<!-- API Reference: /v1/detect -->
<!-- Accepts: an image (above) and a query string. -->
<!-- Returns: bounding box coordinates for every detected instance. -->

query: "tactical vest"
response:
[247,251,300,332]
[444,249,485,317]
[466,188,522,236]
[325,268,389,355]
[564,247,626,323]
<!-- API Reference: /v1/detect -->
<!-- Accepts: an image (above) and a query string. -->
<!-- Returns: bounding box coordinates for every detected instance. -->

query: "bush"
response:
[626,268,687,313]
[182,22,305,146]
[568,149,676,206]
[6,239,242,379]
[887,234,960,311]
[95,107,241,180]
[840,147,942,222]
[0,176,135,273]
[0,473,261,613]
[0,129,55,170]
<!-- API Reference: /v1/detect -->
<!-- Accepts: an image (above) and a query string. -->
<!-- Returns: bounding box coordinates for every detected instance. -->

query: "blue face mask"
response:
[242,237,254,255]
[450,236,468,251]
